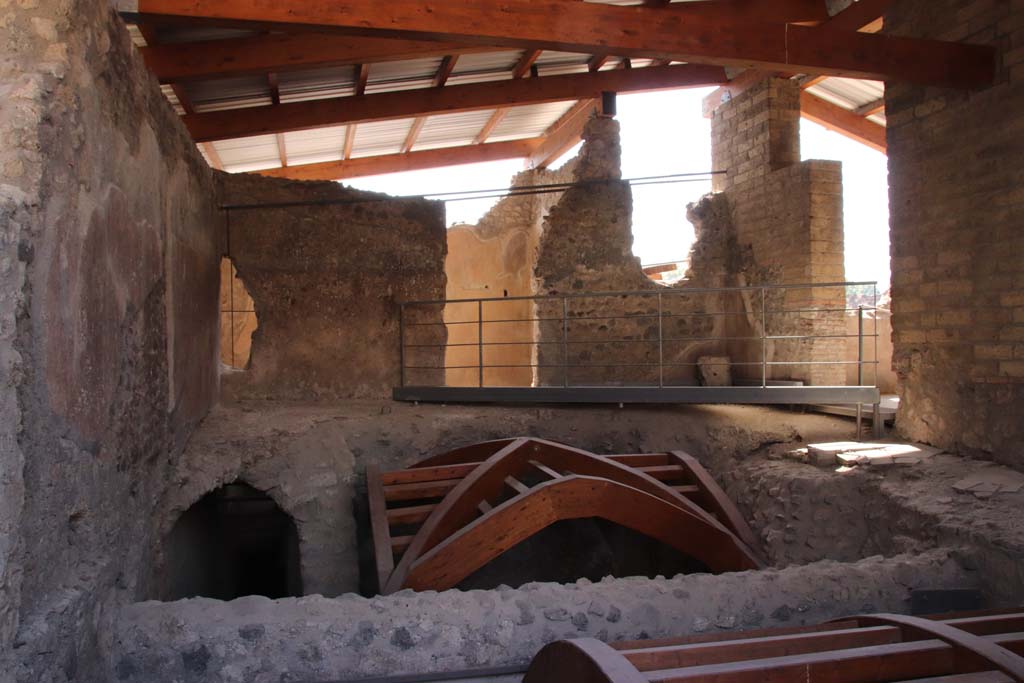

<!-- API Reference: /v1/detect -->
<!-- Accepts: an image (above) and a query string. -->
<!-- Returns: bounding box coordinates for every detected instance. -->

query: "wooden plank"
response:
[624,625,903,672]
[637,464,687,481]
[644,632,1024,682]
[386,503,436,526]
[185,63,727,142]
[606,453,671,467]
[854,97,886,117]
[391,534,413,554]
[134,0,995,87]
[475,49,542,144]
[528,99,599,169]
[504,475,531,496]
[381,462,481,486]
[671,484,701,496]
[670,450,762,554]
[383,478,463,502]
[385,438,760,594]
[413,438,520,469]
[256,138,541,181]
[847,614,1024,681]
[365,464,395,592]
[530,460,563,480]
[404,474,759,592]
[138,32,499,83]
[525,638,647,683]
[402,54,458,153]
[800,90,887,153]
[611,620,863,650]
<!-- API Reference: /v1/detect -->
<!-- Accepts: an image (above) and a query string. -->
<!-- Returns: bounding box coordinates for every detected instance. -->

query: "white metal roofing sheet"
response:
[278,66,356,103]
[349,119,414,158]
[213,135,280,172]
[488,101,576,141]
[413,110,496,151]
[282,125,349,159]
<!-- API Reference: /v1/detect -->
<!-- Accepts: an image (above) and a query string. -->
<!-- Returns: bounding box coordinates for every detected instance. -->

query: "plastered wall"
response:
[0,0,221,679]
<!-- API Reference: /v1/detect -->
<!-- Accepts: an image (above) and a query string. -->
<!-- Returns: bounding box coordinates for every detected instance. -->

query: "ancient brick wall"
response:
[220,173,447,400]
[710,78,848,385]
[0,0,221,679]
[885,0,1024,465]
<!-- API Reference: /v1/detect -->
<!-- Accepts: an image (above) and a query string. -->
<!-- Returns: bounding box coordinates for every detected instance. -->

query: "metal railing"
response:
[395,281,882,432]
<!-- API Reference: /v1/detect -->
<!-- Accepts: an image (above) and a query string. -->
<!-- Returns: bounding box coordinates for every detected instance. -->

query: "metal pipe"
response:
[398,304,406,388]
[761,287,767,388]
[562,297,570,388]
[402,281,880,307]
[658,292,665,388]
[478,300,484,388]
[857,305,864,436]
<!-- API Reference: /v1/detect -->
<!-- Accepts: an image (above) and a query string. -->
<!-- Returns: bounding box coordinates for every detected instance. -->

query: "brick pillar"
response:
[885,0,1024,465]
[707,77,846,386]
[711,78,801,191]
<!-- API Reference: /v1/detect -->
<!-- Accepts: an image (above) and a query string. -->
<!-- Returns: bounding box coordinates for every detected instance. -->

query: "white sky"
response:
[346,87,891,288]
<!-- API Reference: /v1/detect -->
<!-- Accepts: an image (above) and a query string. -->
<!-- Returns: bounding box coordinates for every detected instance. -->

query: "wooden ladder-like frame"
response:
[366,437,762,594]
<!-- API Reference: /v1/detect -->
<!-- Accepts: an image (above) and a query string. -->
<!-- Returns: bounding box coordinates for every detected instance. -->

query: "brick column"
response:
[885,0,1024,465]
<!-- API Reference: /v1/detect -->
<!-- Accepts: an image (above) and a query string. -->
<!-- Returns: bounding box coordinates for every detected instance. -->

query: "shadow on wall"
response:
[219,257,258,370]
[160,482,302,601]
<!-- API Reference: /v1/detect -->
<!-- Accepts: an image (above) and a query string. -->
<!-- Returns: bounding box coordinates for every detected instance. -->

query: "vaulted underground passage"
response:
[161,482,302,601]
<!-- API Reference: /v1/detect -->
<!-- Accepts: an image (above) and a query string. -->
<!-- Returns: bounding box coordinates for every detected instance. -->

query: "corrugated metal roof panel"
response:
[452,51,523,75]
[366,58,445,93]
[282,125,349,159]
[278,66,356,103]
[350,119,413,158]
[489,101,576,141]
[809,77,884,110]
[160,85,186,116]
[187,76,272,112]
[413,110,496,151]
[154,25,257,44]
[214,135,280,172]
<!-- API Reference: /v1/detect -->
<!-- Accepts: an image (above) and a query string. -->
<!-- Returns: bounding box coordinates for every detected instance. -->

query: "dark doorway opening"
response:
[163,482,302,601]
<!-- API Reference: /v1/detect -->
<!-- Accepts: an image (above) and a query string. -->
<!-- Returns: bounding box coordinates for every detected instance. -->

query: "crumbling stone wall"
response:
[885,0,1024,467]
[534,117,735,386]
[0,0,221,680]
[444,164,575,387]
[709,78,848,385]
[220,173,447,399]
[110,550,969,682]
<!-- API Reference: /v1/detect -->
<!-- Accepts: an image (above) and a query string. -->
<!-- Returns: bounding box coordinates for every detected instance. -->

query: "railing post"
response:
[398,303,406,388]
[857,305,865,386]
[562,297,570,388]
[478,299,484,388]
[857,304,864,436]
[658,292,664,388]
[760,287,767,388]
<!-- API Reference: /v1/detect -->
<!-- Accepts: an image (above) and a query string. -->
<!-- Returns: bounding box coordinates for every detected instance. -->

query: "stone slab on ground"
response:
[953,467,1024,497]
[808,441,942,467]
[109,550,969,683]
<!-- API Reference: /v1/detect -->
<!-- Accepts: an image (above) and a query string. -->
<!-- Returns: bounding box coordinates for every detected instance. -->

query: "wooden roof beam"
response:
[702,0,899,117]
[401,55,458,154]
[800,90,886,153]
[255,138,542,182]
[527,99,599,170]
[137,33,502,84]
[184,63,728,143]
[474,49,543,145]
[130,0,994,87]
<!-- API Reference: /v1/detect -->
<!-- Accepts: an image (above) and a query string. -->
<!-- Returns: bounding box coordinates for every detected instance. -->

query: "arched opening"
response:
[219,257,258,370]
[162,482,302,601]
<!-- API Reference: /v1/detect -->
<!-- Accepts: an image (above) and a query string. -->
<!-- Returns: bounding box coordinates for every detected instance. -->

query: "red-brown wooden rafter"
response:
[368,437,762,594]
[522,610,1024,683]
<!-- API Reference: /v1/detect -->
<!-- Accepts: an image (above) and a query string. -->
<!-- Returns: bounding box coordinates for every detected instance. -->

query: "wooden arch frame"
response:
[368,438,762,594]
